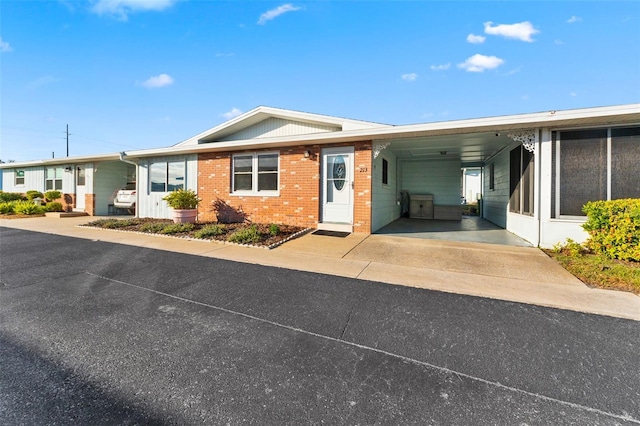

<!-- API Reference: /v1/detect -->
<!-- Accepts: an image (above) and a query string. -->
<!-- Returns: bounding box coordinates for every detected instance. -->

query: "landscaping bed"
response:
[544,247,640,295]
[81,218,308,249]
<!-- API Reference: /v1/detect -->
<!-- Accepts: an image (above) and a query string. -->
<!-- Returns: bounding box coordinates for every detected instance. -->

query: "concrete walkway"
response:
[1,216,638,321]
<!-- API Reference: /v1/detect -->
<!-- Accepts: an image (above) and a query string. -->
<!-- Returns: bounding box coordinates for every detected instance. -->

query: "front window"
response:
[15,169,25,186]
[232,152,279,195]
[45,167,63,191]
[150,160,185,192]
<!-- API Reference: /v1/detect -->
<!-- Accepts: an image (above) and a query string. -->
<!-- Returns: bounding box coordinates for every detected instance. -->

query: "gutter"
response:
[119,152,139,218]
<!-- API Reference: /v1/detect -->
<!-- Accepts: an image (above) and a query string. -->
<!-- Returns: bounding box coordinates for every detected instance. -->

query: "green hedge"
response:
[0,192,24,203]
[582,199,640,261]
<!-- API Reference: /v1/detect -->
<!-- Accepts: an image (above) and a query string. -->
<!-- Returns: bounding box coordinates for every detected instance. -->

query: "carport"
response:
[370,127,523,241]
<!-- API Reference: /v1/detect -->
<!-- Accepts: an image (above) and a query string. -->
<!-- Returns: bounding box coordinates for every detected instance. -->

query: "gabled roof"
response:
[174,106,391,147]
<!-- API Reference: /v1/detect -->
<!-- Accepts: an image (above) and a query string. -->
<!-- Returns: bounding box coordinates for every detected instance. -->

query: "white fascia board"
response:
[0,153,121,169]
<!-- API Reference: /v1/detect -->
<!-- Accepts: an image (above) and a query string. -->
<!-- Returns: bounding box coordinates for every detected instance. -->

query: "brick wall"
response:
[197,141,373,232]
[62,193,76,212]
[353,141,372,233]
[85,194,96,216]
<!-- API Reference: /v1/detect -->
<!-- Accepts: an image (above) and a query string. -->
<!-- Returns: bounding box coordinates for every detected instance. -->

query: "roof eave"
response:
[0,153,122,169]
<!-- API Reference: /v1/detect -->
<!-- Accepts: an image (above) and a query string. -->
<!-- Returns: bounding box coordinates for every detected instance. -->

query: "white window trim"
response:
[231,151,280,197]
[14,169,25,186]
[45,167,63,191]
[381,157,389,187]
[149,159,186,193]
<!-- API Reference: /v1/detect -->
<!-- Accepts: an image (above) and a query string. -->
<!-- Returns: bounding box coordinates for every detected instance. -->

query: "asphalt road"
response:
[1,227,639,425]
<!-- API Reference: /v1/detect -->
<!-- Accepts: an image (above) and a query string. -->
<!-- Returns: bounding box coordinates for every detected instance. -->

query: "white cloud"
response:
[0,37,13,53]
[91,0,177,21]
[141,73,174,88]
[27,75,58,90]
[458,54,504,72]
[554,39,564,45]
[401,73,417,82]
[258,4,302,25]
[570,92,578,97]
[466,34,486,44]
[567,16,582,24]
[483,21,540,42]
[222,107,243,120]
[504,67,521,76]
[430,63,450,71]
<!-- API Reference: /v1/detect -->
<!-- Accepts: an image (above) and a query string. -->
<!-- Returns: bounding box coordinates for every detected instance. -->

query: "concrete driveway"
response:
[1,216,639,320]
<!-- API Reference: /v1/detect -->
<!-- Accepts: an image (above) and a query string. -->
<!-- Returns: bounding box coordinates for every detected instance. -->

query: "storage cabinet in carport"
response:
[410,194,434,219]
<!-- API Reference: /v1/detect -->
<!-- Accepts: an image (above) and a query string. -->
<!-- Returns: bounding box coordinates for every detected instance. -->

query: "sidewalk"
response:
[2,216,639,321]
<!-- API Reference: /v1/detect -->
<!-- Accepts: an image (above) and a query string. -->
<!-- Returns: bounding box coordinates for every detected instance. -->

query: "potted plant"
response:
[162,189,200,223]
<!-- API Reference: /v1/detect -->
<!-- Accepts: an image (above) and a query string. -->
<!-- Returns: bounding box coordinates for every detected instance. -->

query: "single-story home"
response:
[2,104,639,248]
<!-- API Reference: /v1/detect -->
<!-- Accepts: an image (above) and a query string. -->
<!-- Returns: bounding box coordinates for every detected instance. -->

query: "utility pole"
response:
[66,124,69,157]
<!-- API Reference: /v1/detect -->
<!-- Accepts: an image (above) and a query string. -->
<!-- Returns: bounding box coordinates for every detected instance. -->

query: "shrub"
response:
[0,192,24,203]
[582,199,640,261]
[162,189,200,209]
[13,201,44,215]
[227,225,261,244]
[269,223,280,236]
[26,190,44,200]
[0,202,15,214]
[194,224,226,239]
[44,202,64,212]
[45,190,62,201]
[552,238,588,258]
[91,218,135,229]
[159,223,194,234]
[139,222,168,233]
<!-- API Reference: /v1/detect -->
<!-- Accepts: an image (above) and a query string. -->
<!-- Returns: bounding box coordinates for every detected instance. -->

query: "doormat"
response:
[312,230,351,238]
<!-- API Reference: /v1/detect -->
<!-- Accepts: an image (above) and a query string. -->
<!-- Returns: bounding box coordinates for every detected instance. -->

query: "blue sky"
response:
[1,1,639,162]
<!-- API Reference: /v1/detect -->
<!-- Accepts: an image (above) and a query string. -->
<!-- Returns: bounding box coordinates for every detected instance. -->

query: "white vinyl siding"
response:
[401,159,462,206]
[2,167,45,192]
[372,151,400,232]
[221,118,339,141]
[483,149,510,229]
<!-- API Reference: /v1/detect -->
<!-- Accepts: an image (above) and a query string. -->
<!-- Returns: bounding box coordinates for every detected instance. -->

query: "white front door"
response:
[321,147,354,226]
[75,165,86,210]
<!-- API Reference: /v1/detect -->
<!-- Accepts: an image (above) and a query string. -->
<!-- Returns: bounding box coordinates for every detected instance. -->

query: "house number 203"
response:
[359,167,368,172]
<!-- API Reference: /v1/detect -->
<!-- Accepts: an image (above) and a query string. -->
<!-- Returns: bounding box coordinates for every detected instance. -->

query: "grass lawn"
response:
[545,249,640,295]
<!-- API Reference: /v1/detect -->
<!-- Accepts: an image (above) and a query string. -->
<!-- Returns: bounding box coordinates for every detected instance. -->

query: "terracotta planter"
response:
[172,209,197,224]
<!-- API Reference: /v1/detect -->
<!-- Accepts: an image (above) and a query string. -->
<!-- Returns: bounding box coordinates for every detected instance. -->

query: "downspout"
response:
[119,152,139,218]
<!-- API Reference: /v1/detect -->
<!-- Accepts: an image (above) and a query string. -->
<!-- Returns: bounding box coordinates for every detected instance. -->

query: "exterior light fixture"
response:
[304,150,311,158]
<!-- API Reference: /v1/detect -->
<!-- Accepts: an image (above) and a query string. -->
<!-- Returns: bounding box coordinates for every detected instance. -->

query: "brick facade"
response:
[197,141,373,233]
[85,194,96,216]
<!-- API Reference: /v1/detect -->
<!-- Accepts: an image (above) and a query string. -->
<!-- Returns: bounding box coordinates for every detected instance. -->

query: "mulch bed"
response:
[81,218,308,249]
